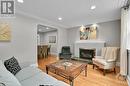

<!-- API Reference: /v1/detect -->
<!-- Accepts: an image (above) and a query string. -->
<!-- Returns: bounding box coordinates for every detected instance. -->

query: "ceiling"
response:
[16,0,127,28]
[37,24,57,33]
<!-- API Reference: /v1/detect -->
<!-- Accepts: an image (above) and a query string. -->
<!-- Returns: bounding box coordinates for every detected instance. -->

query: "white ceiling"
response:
[16,0,127,28]
[37,24,57,33]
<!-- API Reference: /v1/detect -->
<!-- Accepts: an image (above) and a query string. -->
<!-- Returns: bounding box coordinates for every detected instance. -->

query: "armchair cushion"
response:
[93,58,116,69]
[93,58,107,65]
[59,46,72,59]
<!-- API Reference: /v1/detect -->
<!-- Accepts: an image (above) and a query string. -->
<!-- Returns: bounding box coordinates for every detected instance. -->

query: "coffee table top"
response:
[46,60,87,78]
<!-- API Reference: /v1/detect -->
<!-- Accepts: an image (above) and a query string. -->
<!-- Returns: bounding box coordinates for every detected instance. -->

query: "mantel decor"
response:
[80,25,97,40]
[0,22,11,41]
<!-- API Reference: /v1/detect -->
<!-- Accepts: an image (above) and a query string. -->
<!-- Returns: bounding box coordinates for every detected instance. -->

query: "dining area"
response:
[37,24,58,59]
[37,45,51,59]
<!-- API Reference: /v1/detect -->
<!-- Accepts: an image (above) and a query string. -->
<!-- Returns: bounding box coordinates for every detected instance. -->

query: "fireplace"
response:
[79,48,96,63]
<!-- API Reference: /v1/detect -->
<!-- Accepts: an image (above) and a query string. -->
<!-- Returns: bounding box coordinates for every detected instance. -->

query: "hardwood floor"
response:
[38,55,128,86]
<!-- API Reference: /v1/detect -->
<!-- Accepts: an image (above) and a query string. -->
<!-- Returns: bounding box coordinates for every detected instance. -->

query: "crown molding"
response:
[66,18,120,29]
[16,10,67,29]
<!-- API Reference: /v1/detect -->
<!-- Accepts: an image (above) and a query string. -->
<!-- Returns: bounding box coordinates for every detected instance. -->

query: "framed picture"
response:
[80,25,97,40]
[49,36,56,43]
[0,22,11,41]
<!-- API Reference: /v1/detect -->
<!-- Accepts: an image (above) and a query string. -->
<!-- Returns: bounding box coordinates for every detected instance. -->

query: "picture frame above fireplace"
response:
[80,25,97,40]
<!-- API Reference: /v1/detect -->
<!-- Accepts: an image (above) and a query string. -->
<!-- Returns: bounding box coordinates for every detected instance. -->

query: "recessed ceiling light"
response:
[17,0,24,3]
[91,5,96,10]
[38,29,42,32]
[46,27,50,29]
[58,17,62,21]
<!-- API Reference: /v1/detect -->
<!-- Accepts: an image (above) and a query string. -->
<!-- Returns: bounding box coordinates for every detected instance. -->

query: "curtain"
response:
[120,8,129,76]
[127,8,130,49]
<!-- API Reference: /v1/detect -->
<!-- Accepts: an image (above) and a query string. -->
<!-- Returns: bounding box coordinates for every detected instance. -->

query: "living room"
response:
[0,0,130,86]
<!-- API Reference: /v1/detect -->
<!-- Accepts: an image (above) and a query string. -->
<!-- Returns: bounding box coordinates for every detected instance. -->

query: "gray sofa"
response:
[0,59,69,86]
[15,66,69,86]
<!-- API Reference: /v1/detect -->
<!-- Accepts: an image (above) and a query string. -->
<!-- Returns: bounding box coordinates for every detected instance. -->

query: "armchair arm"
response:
[94,56,104,59]
[106,59,116,62]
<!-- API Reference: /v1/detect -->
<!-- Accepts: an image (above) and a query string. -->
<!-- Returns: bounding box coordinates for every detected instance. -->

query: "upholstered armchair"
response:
[92,47,119,75]
[59,46,72,60]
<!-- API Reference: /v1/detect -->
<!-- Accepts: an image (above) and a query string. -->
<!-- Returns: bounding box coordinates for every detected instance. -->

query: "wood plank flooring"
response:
[38,55,128,86]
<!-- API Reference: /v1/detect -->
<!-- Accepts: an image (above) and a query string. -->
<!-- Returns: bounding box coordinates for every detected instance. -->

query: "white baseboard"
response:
[116,62,120,66]
[127,76,130,86]
[50,52,58,56]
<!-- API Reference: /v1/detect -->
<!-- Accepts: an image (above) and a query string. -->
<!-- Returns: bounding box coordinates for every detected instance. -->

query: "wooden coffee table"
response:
[46,60,87,86]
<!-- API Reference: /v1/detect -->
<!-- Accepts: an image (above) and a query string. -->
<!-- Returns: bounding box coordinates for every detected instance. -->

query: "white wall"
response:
[67,20,121,55]
[0,14,68,66]
[0,15,37,67]
[39,30,58,55]
[98,20,121,47]
[57,28,68,56]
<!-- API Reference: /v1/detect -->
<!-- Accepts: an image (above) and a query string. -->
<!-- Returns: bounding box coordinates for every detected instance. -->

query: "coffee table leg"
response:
[70,80,74,86]
[85,65,87,77]
[46,66,48,74]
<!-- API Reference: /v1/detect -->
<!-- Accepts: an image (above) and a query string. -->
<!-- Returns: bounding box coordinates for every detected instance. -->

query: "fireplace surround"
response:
[74,40,105,57]
[73,40,105,63]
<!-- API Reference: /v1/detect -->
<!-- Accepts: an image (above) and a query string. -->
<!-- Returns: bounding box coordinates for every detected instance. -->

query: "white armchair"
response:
[92,47,119,75]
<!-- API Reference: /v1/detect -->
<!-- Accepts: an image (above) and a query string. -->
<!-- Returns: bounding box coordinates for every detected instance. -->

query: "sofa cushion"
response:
[20,72,69,86]
[15,66,42,81]
[15,66,69,86]
[0,60,22,86]
[4,57,21,75]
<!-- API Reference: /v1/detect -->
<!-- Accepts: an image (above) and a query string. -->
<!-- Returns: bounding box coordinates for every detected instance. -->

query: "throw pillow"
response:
[0,60,22,86]
[4,57,21,75]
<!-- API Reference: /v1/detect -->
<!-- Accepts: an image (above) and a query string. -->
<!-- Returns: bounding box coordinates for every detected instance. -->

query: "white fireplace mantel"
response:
[75,40,105,43]
[74,40,105,57]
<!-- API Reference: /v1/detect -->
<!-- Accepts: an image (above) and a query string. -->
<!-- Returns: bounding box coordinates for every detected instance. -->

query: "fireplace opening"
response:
[79,48,96,63]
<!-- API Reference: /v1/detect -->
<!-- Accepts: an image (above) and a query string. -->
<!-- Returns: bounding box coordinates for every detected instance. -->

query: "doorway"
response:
[37,24,58,60]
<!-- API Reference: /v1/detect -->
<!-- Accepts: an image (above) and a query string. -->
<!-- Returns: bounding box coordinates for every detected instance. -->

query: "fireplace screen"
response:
[80,48,95,60]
